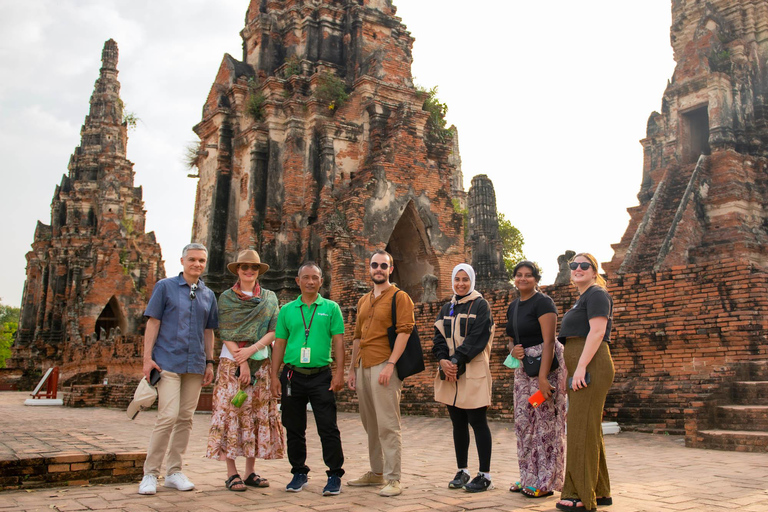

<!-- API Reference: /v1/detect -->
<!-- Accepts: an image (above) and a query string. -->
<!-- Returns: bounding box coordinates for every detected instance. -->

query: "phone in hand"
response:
[149,368,161,386]
[567,372,591,389]
[528,390,545,408]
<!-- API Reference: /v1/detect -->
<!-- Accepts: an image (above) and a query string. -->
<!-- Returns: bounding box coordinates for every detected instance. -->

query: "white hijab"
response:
[451,263,476,296]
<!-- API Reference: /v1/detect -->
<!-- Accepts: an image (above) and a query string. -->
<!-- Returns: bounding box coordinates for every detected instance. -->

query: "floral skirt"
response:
[514,341,567,492]
[205,358,285,460]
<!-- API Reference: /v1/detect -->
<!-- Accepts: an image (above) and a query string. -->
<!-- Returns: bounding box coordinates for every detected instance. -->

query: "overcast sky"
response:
[0,1,675,307]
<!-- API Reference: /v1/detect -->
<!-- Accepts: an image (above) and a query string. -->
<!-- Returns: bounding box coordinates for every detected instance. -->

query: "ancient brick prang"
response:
[9,40,164,388]
[466,174,510,292]
[606,0,768,274]
[191,0,465,305]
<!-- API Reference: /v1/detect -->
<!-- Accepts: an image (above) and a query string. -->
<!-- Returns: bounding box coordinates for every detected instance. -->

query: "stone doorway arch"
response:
[385,201,438,302]
[94,296,127,340]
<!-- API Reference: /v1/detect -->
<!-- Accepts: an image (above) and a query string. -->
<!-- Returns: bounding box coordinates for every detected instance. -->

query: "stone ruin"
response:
[189,0,508,305]
[5,40,165,400]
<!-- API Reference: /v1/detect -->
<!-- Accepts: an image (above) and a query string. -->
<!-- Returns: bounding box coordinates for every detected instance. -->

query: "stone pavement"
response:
[0,391,767,512]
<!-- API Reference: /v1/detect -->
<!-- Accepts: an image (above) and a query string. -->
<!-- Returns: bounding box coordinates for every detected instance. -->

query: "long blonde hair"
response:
[571,252,607,289]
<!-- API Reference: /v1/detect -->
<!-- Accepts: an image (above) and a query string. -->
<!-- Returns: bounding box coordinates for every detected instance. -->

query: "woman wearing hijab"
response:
[205,250,285,491]
[432,264,495,493]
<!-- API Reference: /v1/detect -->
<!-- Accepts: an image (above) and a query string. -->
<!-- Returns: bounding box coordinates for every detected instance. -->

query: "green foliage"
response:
[0,300,20,369]
[315,72,349,112]
[117,98,140,131]
[418,85,454,144]
[452,198,469,241]
[121,216,134,235]
[283,55,302,78]
[497,213,527,277]
[246,78,267,121]
[708,49,731,73]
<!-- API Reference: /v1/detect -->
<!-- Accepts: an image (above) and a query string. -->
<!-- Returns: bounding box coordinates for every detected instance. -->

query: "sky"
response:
[0,1,676,307]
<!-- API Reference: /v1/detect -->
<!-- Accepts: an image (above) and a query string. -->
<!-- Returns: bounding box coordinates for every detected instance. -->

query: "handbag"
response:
[511,297,559,378]
[387,290,425,380]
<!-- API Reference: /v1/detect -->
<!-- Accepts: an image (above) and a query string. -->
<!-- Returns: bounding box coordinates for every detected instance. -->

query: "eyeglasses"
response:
[190,283,198,300]
[238,264,260,271]
[370,262,390,270]
[569,262,593,271]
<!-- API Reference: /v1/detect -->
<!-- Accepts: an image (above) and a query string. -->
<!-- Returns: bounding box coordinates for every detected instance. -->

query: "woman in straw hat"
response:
[205,250,284,491]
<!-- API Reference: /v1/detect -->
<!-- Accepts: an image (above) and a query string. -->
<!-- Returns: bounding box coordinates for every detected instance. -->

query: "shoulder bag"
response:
[387,290,425,380]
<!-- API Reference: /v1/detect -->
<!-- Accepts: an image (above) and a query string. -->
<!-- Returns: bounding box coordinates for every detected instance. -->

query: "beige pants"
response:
[144,371,203,476]
[356,361,403,481]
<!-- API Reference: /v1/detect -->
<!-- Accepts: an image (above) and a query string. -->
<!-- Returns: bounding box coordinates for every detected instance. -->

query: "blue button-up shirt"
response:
[144,273,219,375]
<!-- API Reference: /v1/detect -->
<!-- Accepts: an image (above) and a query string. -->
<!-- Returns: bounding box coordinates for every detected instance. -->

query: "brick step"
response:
[731,381,768,405]
[748,361,768,381]
[716,405,768,431]
[697,429,768,452]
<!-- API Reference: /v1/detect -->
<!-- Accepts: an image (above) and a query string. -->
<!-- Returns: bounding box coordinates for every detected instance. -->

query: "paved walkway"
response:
[1,391,767,511]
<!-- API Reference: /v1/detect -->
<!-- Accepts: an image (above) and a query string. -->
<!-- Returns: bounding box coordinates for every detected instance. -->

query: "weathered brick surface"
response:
[4,40,164,394]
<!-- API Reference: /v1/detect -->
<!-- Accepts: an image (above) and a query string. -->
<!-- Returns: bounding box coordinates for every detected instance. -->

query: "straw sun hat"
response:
[226,249,270,275]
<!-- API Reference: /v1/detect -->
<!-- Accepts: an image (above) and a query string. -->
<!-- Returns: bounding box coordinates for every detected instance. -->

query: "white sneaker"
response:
[138,474,157,495]
[164,472,195,491]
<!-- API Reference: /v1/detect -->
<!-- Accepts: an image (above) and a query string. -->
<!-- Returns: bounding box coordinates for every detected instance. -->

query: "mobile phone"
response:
[234,366,257,386]
[149,368,161,386]
[528,390,545,408]
[567,372,591,389]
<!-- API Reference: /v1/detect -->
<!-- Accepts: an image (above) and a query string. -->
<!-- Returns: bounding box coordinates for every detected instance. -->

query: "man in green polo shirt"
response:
[271,261,346,496]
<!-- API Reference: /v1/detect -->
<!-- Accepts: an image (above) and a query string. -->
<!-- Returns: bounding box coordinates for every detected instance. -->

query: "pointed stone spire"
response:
[467,174,510,291]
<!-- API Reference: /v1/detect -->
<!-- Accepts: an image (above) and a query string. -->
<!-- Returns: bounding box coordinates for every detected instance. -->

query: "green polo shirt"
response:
[275,294,345,367]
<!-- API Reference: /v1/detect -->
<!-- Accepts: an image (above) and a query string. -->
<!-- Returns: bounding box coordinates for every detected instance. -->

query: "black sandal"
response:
[556,498,596,512]
[225,474,247,492]
[597,497,613,506]
[244,472,270,488]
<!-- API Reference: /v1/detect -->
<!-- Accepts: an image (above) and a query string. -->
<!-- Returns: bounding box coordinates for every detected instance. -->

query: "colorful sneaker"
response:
[286,473,308,492]
[379,479,402,496]
[138,474,157,495]
[322,475,342,496]
[163,472,194,491]
[448,470,470,489]
[347,471,385,486]
[464,473,492,493]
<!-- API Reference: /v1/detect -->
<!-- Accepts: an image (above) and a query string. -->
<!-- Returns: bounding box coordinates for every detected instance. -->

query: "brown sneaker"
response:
[379,479,402,496]
[346,471,385,487]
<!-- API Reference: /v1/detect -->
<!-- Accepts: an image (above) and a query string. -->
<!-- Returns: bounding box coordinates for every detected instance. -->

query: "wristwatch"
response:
[206,359,215,365]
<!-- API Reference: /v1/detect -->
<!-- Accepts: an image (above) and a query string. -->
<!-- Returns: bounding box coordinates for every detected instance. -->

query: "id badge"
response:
[300,347,311,364]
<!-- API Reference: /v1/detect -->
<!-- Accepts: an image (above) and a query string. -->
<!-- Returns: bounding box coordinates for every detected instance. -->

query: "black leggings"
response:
[447,405,492,473]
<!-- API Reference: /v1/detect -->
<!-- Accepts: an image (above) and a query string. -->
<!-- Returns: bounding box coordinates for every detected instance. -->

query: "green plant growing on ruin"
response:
[283,55,302,79]
[452,198,469,241]
[246,78,267,122]
[708,49,731,73]
[184,141,201,170]
[117,99,140,131]
[315,72,349,112]
[498,213,529,277]
[121,215,135,235]
[419,85,454,144]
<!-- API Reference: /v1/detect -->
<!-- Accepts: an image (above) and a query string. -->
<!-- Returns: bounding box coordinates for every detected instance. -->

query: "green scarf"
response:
[217,283,279,345]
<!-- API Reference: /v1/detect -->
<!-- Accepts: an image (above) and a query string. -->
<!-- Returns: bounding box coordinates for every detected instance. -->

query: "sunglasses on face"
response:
[569,262,593,271]
[189,283,198,300]
[370,262,390,270]
[239,264,260,271]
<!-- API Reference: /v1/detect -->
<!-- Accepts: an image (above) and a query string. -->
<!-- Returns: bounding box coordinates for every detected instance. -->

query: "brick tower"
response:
[11,40,165,388]
[466,174,510,292]
[190,0,465,304]
[606,0,768,274]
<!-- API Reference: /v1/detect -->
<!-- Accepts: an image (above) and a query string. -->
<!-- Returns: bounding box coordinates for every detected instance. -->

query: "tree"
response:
[497,213,527,277]
[0,300,19,369]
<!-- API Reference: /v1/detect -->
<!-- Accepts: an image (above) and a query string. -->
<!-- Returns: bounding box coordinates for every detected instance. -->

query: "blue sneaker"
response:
[322,475,342,496]
[286,473,308,492]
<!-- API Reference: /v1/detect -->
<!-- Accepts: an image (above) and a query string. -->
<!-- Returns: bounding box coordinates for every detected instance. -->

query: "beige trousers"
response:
[356,361,403,481]
[143,371,203,476]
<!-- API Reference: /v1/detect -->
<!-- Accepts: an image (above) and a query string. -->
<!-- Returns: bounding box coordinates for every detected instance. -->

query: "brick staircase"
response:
[696,361,768,452]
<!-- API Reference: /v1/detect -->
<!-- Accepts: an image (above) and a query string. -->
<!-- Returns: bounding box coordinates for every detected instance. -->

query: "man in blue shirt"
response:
[138,243,218,495]
[270,262,346,496]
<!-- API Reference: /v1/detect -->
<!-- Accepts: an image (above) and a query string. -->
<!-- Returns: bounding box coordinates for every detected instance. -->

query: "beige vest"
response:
[433,291,494,409]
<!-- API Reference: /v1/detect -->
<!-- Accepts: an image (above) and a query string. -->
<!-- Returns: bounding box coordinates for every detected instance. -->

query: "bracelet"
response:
[386,361,395,366]
[206,359,215,365]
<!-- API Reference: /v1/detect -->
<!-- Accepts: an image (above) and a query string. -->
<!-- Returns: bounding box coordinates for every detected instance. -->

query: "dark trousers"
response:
[447,405,492,473]
[280,367,344,477]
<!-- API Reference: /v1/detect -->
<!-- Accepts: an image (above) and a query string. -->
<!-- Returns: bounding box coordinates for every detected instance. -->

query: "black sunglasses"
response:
[190,283,198,300]
[238,264,260,271]
[370,262,390,270]
[569,262,593,271]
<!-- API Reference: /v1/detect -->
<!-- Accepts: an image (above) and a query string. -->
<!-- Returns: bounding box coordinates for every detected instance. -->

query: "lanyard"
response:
[300,304,318,346]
